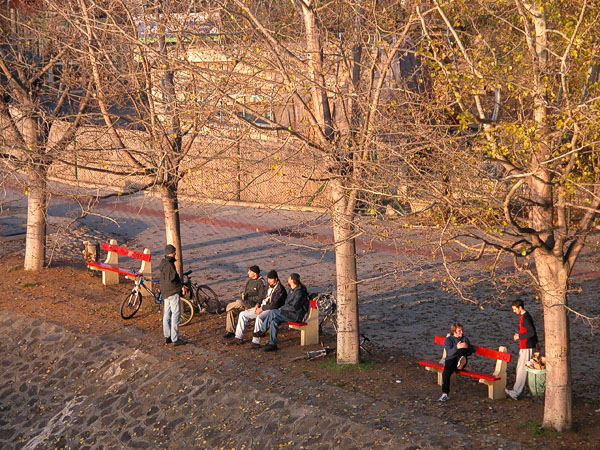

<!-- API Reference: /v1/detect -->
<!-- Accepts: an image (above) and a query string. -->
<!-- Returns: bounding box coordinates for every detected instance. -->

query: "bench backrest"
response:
[434,335,511,362]
[101,242,151,261]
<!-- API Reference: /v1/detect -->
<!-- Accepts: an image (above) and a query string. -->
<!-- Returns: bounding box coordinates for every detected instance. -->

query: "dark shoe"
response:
[223,332,235,339]
[165,337,172,345]
[253,330,266,338]
[457,356,467,370]
[172,339,186,347]
[249,343,261,350]
[264,344,278,352]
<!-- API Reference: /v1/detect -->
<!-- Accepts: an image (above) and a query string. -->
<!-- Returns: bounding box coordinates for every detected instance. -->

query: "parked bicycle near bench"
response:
[314,292,374,355]
[120,269,221,326]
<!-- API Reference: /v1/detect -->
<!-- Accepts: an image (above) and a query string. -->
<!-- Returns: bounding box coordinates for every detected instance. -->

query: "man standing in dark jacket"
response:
[231,269,287,346]
[224,265,266,338]
[505,299,539,400]
[252,273,308,352]
[160,244,187,347]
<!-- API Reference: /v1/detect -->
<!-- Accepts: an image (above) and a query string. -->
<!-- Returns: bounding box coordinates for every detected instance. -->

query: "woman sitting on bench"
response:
[439,322,475,402]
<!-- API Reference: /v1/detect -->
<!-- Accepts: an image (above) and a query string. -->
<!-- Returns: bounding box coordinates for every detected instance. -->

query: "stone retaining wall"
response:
[0,312,399,449]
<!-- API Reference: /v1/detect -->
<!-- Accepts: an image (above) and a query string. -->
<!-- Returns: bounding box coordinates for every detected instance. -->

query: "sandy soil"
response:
[0,241,598,448]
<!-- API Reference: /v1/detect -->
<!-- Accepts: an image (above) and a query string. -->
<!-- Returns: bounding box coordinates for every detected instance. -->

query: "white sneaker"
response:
[505,388,518,400]
[438,393,450,402]
[457,356,467,370]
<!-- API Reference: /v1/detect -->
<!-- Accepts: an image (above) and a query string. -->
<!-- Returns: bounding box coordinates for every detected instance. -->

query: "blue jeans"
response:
[163,293,180,342]
[256,309,288,346]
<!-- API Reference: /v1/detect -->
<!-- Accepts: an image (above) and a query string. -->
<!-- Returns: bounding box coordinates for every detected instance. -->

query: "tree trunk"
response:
[534,251,572,431]
[160,184,183,276]
[24,165,48,271]
[331,179,360,364]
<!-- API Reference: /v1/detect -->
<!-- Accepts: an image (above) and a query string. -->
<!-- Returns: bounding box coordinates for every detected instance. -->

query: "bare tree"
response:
[71,0,227,274]
[0,0,93,270]
[209,0,423,363]
[417,0,600,431]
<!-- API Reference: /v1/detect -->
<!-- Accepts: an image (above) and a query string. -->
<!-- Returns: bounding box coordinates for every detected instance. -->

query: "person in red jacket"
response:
[505,299,539,400]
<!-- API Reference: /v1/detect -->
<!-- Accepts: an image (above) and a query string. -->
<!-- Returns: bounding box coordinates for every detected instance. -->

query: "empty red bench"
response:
[86,239,152,287]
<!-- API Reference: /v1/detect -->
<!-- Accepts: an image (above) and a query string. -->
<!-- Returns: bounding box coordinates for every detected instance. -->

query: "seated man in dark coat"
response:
[231,269,287,346]
[224,265,266,338]
[252,273,308,352]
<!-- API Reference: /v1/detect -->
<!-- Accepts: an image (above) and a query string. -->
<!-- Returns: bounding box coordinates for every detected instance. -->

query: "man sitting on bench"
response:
[439,322,475,402]
[223,265,266,339]
[230,269,287,347]
[252,273,308,352]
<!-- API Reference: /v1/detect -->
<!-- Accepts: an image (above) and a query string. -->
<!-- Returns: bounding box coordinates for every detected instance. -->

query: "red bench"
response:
[86,239,152,288]
[287,299,319,346]
[418,335,512,400]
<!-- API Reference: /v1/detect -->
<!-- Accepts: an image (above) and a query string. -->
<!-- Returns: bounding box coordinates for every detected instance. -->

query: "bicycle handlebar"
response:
[135,269,191,283]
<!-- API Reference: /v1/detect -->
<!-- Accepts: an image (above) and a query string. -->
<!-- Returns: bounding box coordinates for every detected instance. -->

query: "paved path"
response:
[1,185,599,397]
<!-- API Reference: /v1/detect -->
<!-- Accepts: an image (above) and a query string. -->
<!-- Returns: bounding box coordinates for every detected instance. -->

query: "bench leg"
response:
[102,239,120,286]
[300,323,319,346]
[102,270,119,286]
[484,379,507,400]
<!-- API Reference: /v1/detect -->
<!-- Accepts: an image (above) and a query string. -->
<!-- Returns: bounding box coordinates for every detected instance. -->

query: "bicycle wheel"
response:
[196,285,222,314]
[121,292,142,319]
[179,297,194,326]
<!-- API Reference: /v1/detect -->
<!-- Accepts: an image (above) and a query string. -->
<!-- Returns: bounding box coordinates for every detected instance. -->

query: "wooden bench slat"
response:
[433,335,511,362]
[474,345,511,362]
[87,261,139,278]
[417,360,500,382]
[101,243,151,261]
[433,335,446,345]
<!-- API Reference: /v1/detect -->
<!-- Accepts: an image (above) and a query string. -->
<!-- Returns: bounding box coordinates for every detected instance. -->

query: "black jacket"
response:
[444,335,474,361]
[159,256,183,298]
[243,277,266,307]
[261,281,287,311]
[279,283,308,322]
[519,311,539,349]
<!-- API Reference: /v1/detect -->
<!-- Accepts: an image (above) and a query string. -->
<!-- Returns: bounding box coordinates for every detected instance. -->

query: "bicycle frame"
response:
[121,269,217,323]
[132,276,161,304]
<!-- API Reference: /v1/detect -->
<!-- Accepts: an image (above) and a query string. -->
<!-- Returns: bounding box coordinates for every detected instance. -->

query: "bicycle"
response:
[314,292,374,355]
[291,345,335,361]
[181,270,223,316]
[120,270,221,325]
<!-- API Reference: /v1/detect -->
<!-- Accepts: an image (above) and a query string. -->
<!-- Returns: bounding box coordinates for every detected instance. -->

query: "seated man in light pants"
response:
[231,269,287,347]
[252,273,308,352]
